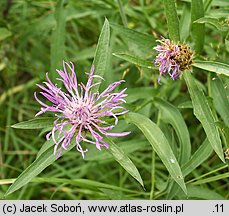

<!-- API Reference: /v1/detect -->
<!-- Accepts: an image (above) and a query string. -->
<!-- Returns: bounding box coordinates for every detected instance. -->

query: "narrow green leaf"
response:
[182,139,213,176]
[0,27,12,41]
[36,139,55,159]
[154,98,191,164]
[180,5,191,42]
[216,122,229,149]
[5,139,76,196]
[192,172,229,185]
[184,72,224,162]
[85,139,148,161]
[99,188,128,200]
[211,77,229,127]
[105,138,144,187]
[167,139,213,199]
[113,53,155,69]
[186,185,225,200]
[11,117,55,129]
[194,17,229,31]
[92,18,110,92]
[163,0,180,42]
[125,112,187,194]
[3,177,146,195]
[110,23,155,55]
[191,0,205,54]
[193,61,229,77]
[50,0,66,79]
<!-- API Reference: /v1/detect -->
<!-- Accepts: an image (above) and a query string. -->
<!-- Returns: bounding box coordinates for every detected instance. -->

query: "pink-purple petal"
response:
[35,63,130,159]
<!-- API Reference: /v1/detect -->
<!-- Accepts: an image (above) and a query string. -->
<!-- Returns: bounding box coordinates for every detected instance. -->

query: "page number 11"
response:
[213,204,224,213]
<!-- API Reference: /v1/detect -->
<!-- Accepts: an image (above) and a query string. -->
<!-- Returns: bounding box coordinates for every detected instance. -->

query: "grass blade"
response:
[154,97,191,164]
[50,0,66,79]
[92,18,110,92]
[163,0,180,42]
[125,112,187,194]
[191,0,205,54]
[184,72,224,162]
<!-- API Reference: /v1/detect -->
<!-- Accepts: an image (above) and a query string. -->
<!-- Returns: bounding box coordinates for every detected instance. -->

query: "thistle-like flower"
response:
[153,38,193,82]
[35,61,130,158]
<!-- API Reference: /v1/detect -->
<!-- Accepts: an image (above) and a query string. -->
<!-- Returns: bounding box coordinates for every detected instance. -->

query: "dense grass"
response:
[0,0,229,200]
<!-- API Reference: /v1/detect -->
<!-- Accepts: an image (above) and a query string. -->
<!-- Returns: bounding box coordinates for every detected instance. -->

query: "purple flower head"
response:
[35,61,130,158]
[153,38,193,83]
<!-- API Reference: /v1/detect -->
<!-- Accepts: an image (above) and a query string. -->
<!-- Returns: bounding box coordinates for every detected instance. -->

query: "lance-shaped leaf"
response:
[125,112,187,194]
[5,139,76,196]
[193,61,229,77]
[50,0,66,80]
[11,117,56,129]
[183,72,224,162]
[163,0,180,42]
[92,18,110,92]
[113,53,155,69]
[191,0,205,54]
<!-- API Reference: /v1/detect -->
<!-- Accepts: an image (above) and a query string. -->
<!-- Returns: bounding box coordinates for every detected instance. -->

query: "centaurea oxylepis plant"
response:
[34,61,130,158]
